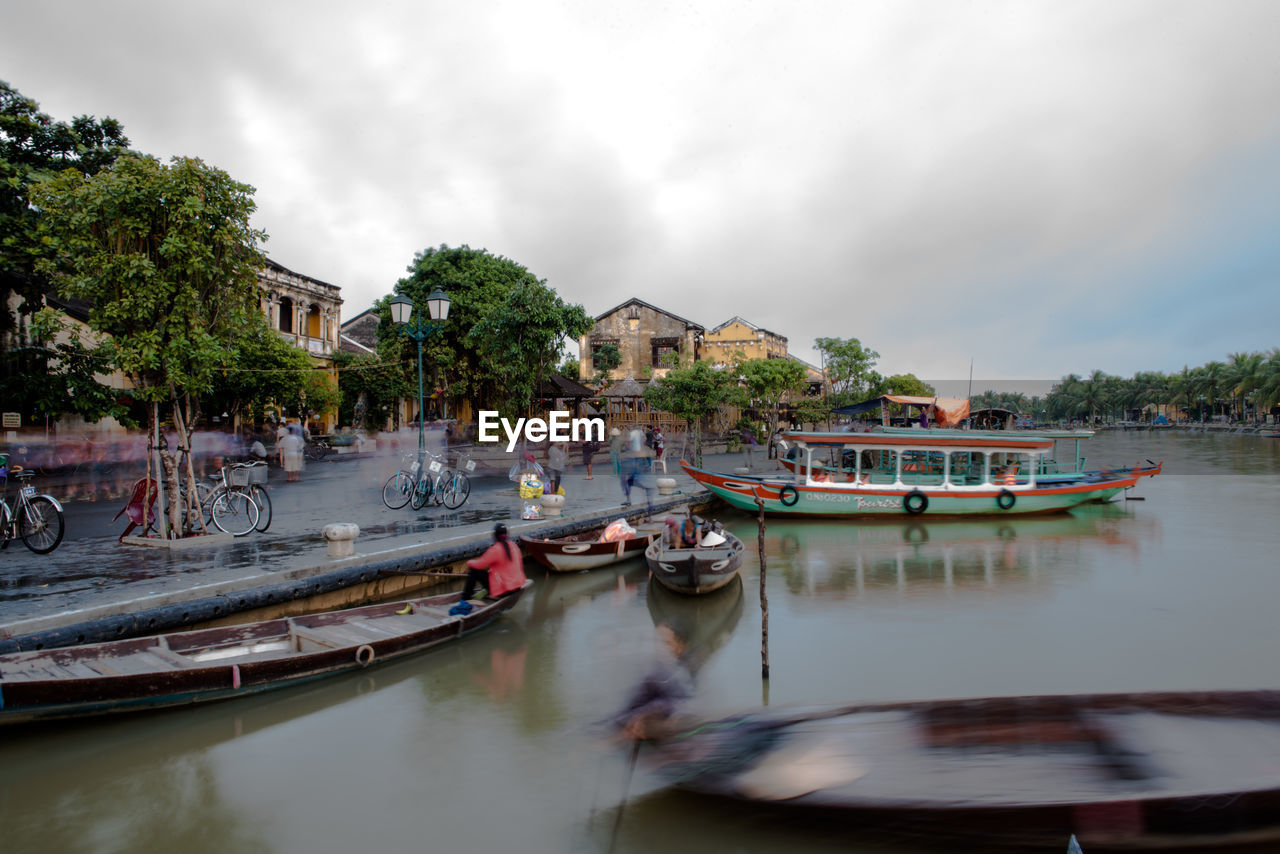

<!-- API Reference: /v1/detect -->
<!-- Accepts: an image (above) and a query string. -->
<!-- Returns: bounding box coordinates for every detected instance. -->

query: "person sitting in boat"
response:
[614,619,694,741]
[665,515,704,549]
[811,468,832,483]
[455,523,527,612]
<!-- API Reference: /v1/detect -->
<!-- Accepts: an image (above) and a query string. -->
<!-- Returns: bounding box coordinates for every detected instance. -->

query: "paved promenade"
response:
[0,447,774,643]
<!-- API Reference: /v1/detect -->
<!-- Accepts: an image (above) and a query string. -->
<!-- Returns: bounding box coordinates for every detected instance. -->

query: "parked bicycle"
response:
[303,437,331,462]
[205,461,269,536]
[382,450,472,511]
[0,458,65,554]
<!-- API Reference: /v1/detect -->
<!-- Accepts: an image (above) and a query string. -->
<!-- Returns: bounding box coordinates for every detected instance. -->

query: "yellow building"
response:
[700,316,788,366]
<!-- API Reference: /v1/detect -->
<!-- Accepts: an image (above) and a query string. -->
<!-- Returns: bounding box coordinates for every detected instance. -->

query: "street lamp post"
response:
[390,288,450,467]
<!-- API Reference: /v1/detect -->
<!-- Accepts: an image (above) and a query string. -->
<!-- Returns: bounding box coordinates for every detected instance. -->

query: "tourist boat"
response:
[779,427,1162,485]
[520,520,665,572]
[645,528,745,595]
[643,689,1280,849]
[685,431,1141,518]
[0,583,531,725]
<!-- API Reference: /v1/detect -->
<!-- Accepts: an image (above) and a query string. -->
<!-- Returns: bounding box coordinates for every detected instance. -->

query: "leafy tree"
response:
[557,356,580,381]
[33,153,266,536]
[643,361,741,467]
[591,342,621,384]
[815,336,881,408]
[332,349,408,430]
[205,314,336,426]
[1,81,130,421]
[733,356,809,437]
[384,245,590,420]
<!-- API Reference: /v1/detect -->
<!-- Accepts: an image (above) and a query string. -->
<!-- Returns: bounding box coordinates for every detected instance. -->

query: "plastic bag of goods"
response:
[600,518,636,542]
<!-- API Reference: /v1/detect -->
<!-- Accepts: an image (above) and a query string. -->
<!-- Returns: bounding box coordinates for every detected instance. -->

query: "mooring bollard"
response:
[539,493,565,517]
[656,477,677,496]
[323,522,360,557]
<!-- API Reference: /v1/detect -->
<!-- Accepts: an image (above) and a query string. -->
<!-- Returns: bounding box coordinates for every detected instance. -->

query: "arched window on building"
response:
[279,296,294,333]
[306,303,322,339]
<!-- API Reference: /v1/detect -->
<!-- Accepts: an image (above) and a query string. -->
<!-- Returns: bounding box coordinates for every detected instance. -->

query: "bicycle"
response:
[205,462,265,536]
[0,461,66,554]
[382,450,472,510]
[303,437,331,462]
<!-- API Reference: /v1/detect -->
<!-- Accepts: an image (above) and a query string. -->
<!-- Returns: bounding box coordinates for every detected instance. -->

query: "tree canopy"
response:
[644,360,741,466]
[33,152,266,535]
[815,336,881,408]
[382,245,591,418]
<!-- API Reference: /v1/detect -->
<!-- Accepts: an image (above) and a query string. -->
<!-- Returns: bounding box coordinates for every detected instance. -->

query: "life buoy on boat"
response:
[996,489,1016,510]
[778,485,800,507]
[356,644,376,667]
[903,490,928,515]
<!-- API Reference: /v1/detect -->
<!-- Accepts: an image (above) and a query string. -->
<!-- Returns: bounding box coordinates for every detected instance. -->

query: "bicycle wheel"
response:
[0,501,12,549]
[382,471,414,509]
[210,488,259,536]
[249,484,272,532]
[442,471,471,509]
[410,475,432,510]
[19,495,65,554]
[430,470,452,505]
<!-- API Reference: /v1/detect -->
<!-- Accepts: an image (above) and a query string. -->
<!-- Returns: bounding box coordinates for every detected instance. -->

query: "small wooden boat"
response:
[644,690,1280,849]
[645,528,744,595]
[521,521,665,572]
[0,583,531,725]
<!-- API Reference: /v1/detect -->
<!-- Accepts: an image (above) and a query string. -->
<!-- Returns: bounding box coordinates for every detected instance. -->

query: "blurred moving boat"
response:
[0,583,530,725]
[646,690,1280,850]
[687,431,1141,518]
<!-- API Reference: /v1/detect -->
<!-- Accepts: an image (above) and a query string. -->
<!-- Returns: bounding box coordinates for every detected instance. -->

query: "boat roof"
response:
[878,426,1095,440]
[783,430,1056,452]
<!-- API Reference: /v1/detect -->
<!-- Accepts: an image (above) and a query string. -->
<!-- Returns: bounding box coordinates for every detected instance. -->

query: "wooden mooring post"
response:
[754,490,769,682]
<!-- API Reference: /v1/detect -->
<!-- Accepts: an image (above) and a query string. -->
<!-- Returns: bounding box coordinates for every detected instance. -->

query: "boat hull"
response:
[645,533,744,595]
[647,690,1280,849]
[520,523,661,572]
[684,461,1138,518]
[0,584,529,725]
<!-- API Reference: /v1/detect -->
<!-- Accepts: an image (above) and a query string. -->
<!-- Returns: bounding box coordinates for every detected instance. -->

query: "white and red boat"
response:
[685,431,1140,519]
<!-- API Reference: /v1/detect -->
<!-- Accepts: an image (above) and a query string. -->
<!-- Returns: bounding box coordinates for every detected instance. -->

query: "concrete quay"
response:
[0,449,771,652]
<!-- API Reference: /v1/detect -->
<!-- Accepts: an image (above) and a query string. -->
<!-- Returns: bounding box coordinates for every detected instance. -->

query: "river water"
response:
[4,430,1280,853]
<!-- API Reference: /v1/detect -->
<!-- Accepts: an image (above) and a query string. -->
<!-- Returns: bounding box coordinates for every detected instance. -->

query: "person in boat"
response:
[457,523,528,607]
[811,468,832,483]
[664,514,704,549]
[614,619,694,741]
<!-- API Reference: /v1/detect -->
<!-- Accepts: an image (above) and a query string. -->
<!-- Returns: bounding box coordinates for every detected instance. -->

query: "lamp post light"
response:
[390,287,450,467]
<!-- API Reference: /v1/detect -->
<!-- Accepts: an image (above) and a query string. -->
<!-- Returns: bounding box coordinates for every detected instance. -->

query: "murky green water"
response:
[4,431,1280,853]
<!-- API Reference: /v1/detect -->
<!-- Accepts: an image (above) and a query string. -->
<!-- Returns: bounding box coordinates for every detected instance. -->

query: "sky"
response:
[4,0,1280,392]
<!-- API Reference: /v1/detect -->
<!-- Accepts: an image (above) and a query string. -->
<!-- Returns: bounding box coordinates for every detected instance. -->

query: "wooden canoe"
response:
[520,521,665,572]
[645,530,745,595]
[644,690,1280,849]
[0,583,530,725]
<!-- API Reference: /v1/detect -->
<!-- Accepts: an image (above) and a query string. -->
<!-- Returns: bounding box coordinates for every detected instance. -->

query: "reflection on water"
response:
[755,502,1159,599]
[4,431,1280,854]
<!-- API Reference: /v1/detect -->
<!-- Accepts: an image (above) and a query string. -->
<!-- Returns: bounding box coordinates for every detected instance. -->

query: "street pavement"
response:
[0,446,778,638]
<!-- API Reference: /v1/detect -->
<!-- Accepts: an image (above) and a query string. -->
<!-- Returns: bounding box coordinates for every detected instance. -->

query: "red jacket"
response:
[466,539,527,596]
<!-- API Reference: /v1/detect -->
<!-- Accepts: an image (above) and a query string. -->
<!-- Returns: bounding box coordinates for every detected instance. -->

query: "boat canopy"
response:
[832,395,971,428]
[782,430,1055,452]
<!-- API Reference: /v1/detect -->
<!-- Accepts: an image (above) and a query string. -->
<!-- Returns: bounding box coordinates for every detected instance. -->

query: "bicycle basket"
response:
[247,462,268,484]
[226,466,250,486]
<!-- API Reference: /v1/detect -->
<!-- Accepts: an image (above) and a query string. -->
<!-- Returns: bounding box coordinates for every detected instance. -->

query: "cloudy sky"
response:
[5,0,1279,391]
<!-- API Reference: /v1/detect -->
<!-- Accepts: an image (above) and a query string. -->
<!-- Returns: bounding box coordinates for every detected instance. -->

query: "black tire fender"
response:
[903,489,928,515]
[997,488,1016,510]
[778,485,800,507]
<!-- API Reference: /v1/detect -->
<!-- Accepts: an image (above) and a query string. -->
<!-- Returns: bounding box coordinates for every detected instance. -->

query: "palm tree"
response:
[1227,351,1266,423]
